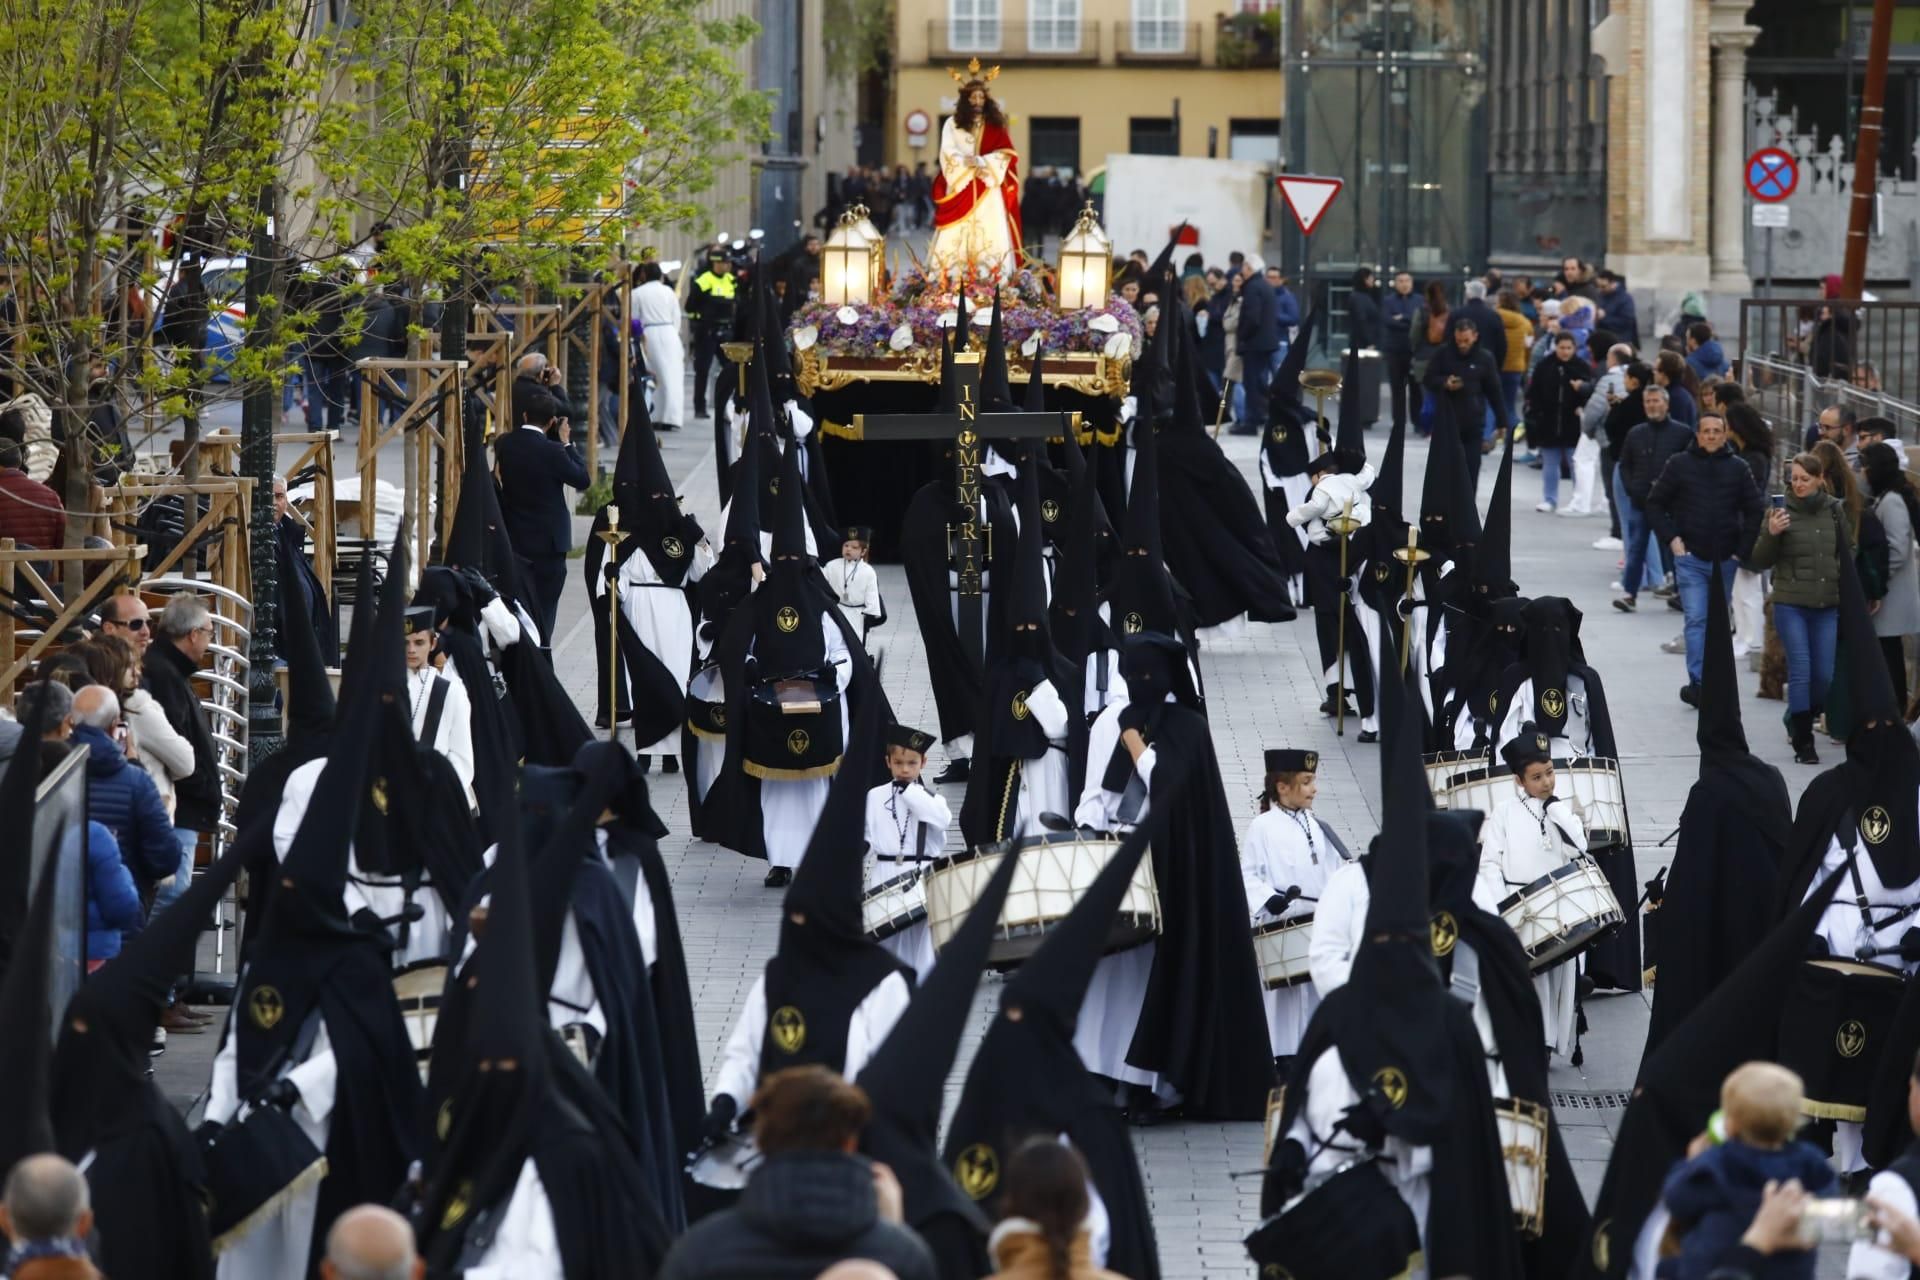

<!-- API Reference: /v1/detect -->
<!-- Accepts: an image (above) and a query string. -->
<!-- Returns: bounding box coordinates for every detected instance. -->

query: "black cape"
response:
[897,470,1016,743]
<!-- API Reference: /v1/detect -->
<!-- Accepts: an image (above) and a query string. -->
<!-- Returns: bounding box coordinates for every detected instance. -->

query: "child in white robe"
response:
[862,725,951,981]
[831,526,886,672]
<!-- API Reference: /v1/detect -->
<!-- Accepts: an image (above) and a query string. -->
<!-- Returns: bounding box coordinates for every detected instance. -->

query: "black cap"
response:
[1264,749,1318,775]
[402,604,438,636]
[886,724,936,755]
[843,525,874,545]
[1501,725,1552,774]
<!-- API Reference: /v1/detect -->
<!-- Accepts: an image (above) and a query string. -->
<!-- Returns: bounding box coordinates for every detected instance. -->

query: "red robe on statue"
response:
[931,120,1023,252]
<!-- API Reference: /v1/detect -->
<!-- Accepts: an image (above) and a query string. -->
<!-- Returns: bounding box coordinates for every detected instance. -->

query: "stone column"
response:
[1710,24,1761,290]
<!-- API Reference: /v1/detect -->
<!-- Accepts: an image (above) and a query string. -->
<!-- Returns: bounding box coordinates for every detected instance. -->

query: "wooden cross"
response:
[848,348,1075,671]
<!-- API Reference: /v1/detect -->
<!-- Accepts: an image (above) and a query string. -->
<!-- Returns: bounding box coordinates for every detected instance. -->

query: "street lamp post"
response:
[244,183,283,768]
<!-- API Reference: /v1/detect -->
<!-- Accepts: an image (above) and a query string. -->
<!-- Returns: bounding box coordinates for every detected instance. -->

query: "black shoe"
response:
[1318,696,1358,718]
[1356,729,1379,744]
[1667,596,1684,612]
[694,406,708,419]
[934,759,970,784]
[1679,684,1700,707]
[764,866,792,888]
[658,422,680,432]
[663,754,680,774]
[1612,596,1636,613]
[635,754,652,774]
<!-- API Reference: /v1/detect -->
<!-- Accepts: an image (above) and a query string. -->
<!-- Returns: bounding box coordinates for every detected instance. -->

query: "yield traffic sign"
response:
[1745,148,1798,202]
[1275,174,1344,236]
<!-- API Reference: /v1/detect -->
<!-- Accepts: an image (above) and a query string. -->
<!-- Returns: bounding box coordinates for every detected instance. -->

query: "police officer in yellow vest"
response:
[687,251,738,420]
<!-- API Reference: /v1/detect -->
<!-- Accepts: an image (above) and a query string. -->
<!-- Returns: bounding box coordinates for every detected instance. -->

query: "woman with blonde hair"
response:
[989,1140,1126,1280]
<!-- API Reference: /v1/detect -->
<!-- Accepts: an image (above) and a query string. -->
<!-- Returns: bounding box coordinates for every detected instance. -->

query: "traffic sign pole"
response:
[1275,175,1344,355]
[1743,148,1798,299]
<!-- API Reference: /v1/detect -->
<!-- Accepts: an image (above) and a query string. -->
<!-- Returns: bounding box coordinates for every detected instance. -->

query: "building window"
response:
[1228,118,1281,163]
[950,0,1001,51]
[1029,117,1082,171]
[1129,117,1179,155]
[1133,0,1186,52]
[1029,0,1082,52]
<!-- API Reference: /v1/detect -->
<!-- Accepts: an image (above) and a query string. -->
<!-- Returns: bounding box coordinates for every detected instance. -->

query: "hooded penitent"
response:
[54,839,252,1280]
[1107,383,1180,641]
[942,818,1165,1280]
[857,838,1024,1280]
[1420,395,1482,554]
[0,813,64,1179]
[1474,425,1517,598]
[1642,563,1792,1059]
[0,676,55,981]
[1264,307,1320,479]
[1333,336,1367,463]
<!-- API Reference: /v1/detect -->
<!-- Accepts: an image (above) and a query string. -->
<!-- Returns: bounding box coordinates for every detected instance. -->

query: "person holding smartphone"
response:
[1746,452,1849,763]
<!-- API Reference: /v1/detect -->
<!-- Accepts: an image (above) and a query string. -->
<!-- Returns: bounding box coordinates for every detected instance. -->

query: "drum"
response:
[1497,858,1625,971]
[1244,1159,1422,1280]
[1439,756,1631,849]
[861,869,928,942]
[203,1103,328,1252]
[688,1133,762,1191]
[744,672,844,781]
[1495,1096,1550,1238]
[922,833,1160,969]
[1779,957,1906,1123]
[1262,1086,1287,1168]
[1423,749,1490,804]
[685,663,727,742]
[392,961,447,1083]
[1253,915,1316,990]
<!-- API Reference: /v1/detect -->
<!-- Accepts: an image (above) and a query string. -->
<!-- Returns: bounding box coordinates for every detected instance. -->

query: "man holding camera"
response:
[510,352,580,431]
[495,388,591,642]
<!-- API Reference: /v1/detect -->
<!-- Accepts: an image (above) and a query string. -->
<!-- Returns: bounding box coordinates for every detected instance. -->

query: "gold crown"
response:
[949,56,1001,84]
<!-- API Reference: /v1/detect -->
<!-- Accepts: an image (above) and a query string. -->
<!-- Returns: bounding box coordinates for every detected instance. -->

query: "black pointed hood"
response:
[280,540,337,738]
[781,685,885,946]
[53,837,252,1161]
[936,325,958,414]
[1008,457,1049,631]
[614,379,676,511]
[1519,597,1579,738]
[1022,346,1047,412]
[1698,562,1746,760]
[752,442,828,675]
[1372,411,1409,522]
[333,552,379,709]
[1109,392,1178,637]
[1128,291,1172,421]
[858,839,1023,1233]
[1420,400,1481,549]
[0,828,63,1175]
[1270,307,1319,415]
[1169,322,1209,438]
[1334,338,1366,457]
[980,292,1014,412]
[1474,426,1516,597]
[1835,521,1920,887]
[770,431,808,562]
[721,357,770,554]
[0,678,53,975]
[445,411,495,572]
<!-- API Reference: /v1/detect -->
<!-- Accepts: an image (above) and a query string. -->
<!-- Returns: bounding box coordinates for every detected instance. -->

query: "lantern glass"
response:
[820,222,870,306]
[1057,209,1112,311]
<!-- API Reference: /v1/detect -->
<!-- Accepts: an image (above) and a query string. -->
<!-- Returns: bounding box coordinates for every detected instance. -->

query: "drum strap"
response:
[1448,939,1482,1006]
[421,677,450,747]
[1096,651,1110,702]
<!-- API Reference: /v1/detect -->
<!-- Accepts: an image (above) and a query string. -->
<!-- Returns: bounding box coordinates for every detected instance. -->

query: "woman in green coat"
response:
[1747,450,1849,762]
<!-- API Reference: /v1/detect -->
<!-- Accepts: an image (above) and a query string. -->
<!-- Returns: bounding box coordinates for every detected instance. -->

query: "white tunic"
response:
[607,539,713,756]
[405,666,475,806]
[634,278,687,429]
[863,779,952,982]
[687,664,726,810]
[1003,680,1072,843]
[757,612,853,871]
[711,970,913,1109]
[1478,790,1588,1057]
[1312,857,1502,999]
[928,116,1016,273]
[1492,672,1598,759]
[1077,645,1129,719]
[275,759,451,969]
[207,1008,336,1279]
[828,556,883,644]
[1257,448,1312,602]
[1242,806,1347,1057]
[464,1157,563,1278]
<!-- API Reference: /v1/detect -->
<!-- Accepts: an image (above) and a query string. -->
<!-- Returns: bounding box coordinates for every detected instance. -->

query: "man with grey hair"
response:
[143,594,223,1030]
[1235,253,1281,434]
[70,683,178,895]
[512,351,577,436]
[1457,277,1507,371]
[0,1153,99,1279]
[1579,342,1635,538]
[321,1205,423,1280]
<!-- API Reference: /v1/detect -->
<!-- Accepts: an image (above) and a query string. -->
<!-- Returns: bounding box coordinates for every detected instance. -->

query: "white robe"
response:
[1070,695,1166,1097]
[711,970,913,1109]
[464,1157,563,1278]
[1492,672,1598,759]
[1312,857,1502,998]
[1003,679,1072,843]
[275,759,451,969]
[928,116,1016,273]
[605,538,713,756]
[828,556,883,646]
[595,829,658,971]
[863,779,952,981]
[758,612,853,871]
[207,1008,336,1279]
[1257,447,1311,603]
[1477,789,1587,1057]
[1241,806,1347,1057]
[687,664,726,811]
[405,665,475,807]
[634,279,686,428]
[1077,644,1129,719]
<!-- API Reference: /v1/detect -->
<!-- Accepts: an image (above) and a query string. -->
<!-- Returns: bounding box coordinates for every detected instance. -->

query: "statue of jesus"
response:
[928,60,1022,278]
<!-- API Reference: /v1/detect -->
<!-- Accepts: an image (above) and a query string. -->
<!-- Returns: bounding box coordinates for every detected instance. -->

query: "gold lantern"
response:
[820,209,872,306]
[1056,202,1113,311]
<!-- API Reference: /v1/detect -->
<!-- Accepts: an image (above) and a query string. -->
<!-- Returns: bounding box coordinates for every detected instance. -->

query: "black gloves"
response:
[1263,893,1292,917]
[702,1095,738,1143]
[258,1077,301,1112]
[1338,1097,1389,1150]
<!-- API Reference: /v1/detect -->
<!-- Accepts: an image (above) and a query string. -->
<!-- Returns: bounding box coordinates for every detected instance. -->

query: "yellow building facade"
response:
[887,1,1285,178]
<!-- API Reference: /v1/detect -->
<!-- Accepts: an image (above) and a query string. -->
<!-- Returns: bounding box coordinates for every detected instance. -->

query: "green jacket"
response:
[1748,490,1849,608]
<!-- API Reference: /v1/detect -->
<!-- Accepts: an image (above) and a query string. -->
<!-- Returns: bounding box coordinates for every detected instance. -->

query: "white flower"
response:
[888,323,914,351]
[1021,333,1041,357]
[1103,331,1132,360]
[792,325,818,351]
[937,310,959,329]
[972,309,992,327]
[834,305,860,326]
[1088,313,1120,333]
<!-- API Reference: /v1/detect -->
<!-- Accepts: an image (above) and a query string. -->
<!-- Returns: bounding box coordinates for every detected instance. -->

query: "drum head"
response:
[688,1135,762,1190]
[392,963,448,1002]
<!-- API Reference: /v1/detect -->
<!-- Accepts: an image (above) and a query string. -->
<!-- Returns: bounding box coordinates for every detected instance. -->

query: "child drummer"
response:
[863,723,951,981]
[831,525,886,673]
[1241,748,1351,1071]
[1477,724,1587,1058]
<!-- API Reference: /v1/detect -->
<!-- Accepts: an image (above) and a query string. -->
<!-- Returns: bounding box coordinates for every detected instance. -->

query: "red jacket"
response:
[0,466,65,550]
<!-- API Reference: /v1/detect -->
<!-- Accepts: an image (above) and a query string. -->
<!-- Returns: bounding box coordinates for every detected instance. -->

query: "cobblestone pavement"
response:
[161,412,1855,1275]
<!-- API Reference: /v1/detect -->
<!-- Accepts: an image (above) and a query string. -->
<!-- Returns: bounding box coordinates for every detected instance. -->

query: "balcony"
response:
[926,20,1104,64]
[1111,21,1202,64]
[1216,11,1281,69]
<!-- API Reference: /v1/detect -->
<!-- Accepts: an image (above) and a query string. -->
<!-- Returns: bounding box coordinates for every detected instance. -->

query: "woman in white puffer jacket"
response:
[82,634,195,818]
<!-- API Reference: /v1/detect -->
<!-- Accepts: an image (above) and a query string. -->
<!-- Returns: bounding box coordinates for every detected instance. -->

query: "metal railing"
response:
[1737,297,1920,410]
[926,20,1103,62]
[1739,355,1920,482]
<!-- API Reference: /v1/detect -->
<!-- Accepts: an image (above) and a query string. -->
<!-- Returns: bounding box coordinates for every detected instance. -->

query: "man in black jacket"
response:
[496,389,590,642]
[1612,386,1691,612]
[1646,413,1763,704]
[1381,270,1419,433]
[1423,317,1509,484]
[659,1066,937,1280]
[1235,257,1281,436]
[510,352,579,430]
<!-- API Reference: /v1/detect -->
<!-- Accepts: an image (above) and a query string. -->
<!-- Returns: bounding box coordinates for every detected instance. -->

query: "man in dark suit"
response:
[1235,255,1281,435]
[1423,317,1510,486]
[495,389,590,641]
